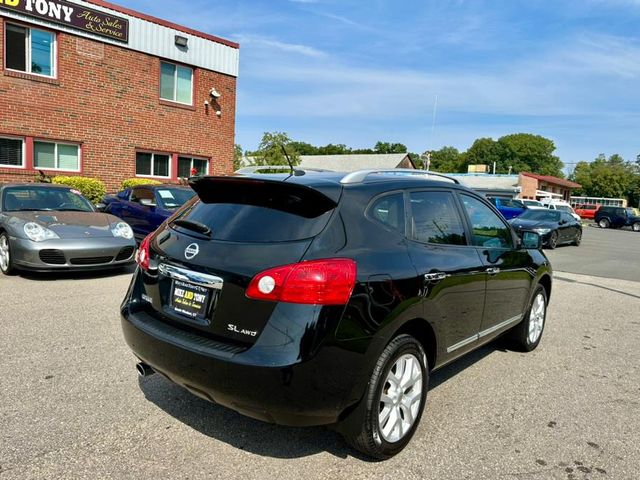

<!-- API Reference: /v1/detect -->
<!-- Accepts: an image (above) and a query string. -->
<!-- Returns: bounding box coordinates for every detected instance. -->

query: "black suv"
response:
[595,206,640,231]
[121,169,552,459]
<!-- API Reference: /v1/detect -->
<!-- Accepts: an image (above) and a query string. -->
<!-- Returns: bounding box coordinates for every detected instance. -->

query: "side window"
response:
[368,193,405,235]
[131,188,155,204]
[460,194,513,249]
[409,191,467,246]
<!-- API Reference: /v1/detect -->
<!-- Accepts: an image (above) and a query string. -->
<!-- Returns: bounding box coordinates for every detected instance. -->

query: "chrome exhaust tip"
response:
[136,362,155,377]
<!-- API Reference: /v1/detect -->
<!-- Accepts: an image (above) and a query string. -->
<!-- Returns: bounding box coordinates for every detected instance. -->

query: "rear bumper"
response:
[121,305,369,427]
[10,236,135,271]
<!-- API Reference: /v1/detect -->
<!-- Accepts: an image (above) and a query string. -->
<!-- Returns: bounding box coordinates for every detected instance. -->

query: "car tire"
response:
[510,285,547,352]
[547,231,558,249]
[573,230,582,246]
[0,233,16,276]
[342,334,428,460]
[598,218,610,229]
[633,222,640,232]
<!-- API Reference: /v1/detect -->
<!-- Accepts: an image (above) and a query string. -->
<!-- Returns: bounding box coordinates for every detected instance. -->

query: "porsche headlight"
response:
[111,222,134,240]
[23,222,59,242]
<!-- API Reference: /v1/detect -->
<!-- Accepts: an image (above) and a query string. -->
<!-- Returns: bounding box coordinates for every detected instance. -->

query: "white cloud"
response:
[233,34,327,58]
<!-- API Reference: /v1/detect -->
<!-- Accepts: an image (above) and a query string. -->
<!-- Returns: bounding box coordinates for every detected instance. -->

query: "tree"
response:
[426,147,463,173]
[459,134,564,176]
[233,144,243,171]
[461,138,508,173]
[251,132,300,166]
[571,154,635,199]
[498,134,564,177]
[373,142,408,154]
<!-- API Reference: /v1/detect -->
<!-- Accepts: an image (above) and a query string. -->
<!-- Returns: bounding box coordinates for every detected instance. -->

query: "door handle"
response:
[424,272,447,282]
[486,267,500,275]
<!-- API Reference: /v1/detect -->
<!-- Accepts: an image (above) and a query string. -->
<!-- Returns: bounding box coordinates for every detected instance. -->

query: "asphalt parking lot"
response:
[1,226,639,479]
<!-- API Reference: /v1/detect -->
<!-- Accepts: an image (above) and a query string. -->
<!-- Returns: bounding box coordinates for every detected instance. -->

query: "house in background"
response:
[298,153,415,172]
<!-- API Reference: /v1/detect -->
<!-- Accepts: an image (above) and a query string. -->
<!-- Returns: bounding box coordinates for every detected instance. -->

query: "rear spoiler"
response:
[189,176,338,219]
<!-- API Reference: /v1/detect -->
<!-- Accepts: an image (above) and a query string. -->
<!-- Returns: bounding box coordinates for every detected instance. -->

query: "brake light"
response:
[136,234,152,271]
[246,259,357,305]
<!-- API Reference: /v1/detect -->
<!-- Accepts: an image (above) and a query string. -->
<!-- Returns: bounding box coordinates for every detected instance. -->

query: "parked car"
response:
[0,183,136,275]
[573,204,600,220]
[509,208,582,249]
[540,199,581,221]
[103,185,195,242]
[522,199,543,207]
[121,169,552,459]
[595,206,640,231]
[486,196,527,219]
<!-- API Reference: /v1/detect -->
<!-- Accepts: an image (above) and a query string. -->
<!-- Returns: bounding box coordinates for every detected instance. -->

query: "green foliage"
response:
[499,134,564,177]
[460,134,563,177]
[252,132,300,166]
[121,178,162,190]
[425,146,464,173]
[570,154,637,200]
[233,144,243,171]
[52,176,106,204]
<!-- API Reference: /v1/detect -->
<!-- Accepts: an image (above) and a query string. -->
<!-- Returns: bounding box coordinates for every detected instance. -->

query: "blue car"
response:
[103,185,195,242]
[486,196,527,220]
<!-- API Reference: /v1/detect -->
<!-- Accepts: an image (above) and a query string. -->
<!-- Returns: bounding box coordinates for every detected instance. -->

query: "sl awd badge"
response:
[184,243,200,260]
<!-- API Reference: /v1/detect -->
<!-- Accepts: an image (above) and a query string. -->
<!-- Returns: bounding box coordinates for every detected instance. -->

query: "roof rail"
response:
[340,169,460,185]
[235,166,334,176]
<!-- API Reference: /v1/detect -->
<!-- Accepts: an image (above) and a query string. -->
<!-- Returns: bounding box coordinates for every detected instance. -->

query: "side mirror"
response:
[559,219,567,225]
[140,199,156,208]
[521,231,542,250]
[95,202,107,212]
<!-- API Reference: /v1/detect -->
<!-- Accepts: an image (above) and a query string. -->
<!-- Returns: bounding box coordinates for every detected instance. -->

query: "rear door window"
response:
[409,191,467,246]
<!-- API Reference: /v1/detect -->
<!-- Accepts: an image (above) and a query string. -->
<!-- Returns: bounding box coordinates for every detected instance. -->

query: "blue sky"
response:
[128,0,639,172]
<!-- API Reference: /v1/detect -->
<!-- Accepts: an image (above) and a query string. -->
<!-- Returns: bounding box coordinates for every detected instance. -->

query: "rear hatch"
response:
[140,175,341,345]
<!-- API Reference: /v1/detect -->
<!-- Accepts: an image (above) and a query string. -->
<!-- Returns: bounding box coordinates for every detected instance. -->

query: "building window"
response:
[178,156,208,177]
[34,141,80,171]
[0,137,25,168]
[6,24,56,77]
[136,152,171,178]
[160,62,193,105]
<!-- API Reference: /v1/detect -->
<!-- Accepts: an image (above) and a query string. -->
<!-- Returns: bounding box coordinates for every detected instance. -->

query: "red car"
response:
[574,204,600,219]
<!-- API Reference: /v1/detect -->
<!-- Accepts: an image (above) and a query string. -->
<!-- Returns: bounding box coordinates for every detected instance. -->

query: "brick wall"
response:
[519,174,538,199]
[0,16,236,190]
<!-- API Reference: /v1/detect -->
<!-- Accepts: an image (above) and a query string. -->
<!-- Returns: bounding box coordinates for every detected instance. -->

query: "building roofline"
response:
[85,0,239,49]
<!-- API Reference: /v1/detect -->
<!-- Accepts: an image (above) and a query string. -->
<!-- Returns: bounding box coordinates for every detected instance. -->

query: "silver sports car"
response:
[0,183,136,274]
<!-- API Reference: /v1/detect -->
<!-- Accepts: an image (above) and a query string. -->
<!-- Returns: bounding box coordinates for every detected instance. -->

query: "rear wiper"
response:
[172,219,211,236]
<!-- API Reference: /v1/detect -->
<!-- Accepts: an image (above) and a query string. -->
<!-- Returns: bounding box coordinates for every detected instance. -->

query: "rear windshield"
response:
[174,202,334,243]
[156,188,195,210]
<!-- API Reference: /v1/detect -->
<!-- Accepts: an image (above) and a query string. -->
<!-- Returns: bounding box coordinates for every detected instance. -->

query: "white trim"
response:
[135,151,172,179]
[0,135,26,169]
[5,22,57,79]
[160,61,193,106]
[33,140,81,172]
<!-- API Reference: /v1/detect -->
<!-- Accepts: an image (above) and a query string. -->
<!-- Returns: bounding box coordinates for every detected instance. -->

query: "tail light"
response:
[135,234,152,271]
[246,258,357,305]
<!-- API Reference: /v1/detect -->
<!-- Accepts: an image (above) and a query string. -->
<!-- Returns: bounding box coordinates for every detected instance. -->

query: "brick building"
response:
[0,0,238,190]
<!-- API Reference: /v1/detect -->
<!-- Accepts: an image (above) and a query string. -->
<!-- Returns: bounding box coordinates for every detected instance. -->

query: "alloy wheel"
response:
[548,232,558,249]
[0,235,9,272]
[633,223,640,232]
[528,293,546,344]
[598,219,609,228]
[378,353,423,443]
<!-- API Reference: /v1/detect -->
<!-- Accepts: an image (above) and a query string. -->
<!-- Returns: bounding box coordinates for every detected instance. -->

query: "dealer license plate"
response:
[171,280,210,319]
